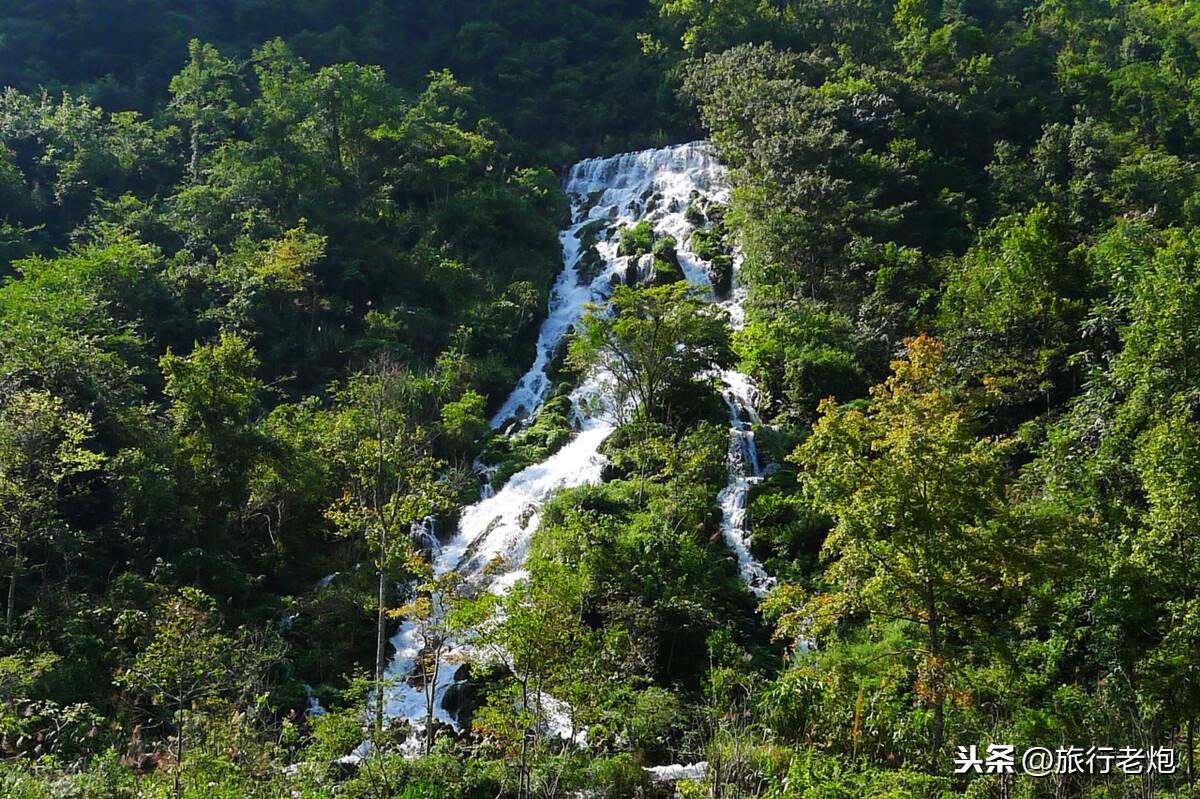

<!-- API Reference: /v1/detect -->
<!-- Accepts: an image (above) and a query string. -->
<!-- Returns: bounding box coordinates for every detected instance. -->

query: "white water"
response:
[490,143,726,427]
[712,251,777,598]
[646,761,708,783]
[379,142,776,744]
[716,371,777,597]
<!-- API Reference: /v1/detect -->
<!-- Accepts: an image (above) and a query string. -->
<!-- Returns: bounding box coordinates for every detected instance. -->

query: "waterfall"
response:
[488,143,727,428]
[378,142,776,743]
[716,370,777,597]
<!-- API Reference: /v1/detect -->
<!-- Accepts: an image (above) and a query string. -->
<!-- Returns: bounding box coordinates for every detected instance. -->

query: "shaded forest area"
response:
[5,1,1200,798]
[0,0,687,161]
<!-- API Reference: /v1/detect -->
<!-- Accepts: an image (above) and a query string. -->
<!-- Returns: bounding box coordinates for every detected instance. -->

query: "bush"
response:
[0,764,87,799]
[625,687,682,761]
[618,220,655,258]
[734,300,869,423]
[762,751,954,799]
[690,227,720,261]
[651,235,677,259]
[587,754,652,799]
[482,393,577,488]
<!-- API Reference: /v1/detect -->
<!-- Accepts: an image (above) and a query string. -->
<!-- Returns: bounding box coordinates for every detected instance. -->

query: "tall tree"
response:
[168,39,243,183]
[116,588,235,799]
[1134,415,1200,785]
[783,336,1016,757]
[322,358,450,736]
[160,332,264,524]
[1114,228,1200,785]
[398,565,467,755]
[466,562,586,799]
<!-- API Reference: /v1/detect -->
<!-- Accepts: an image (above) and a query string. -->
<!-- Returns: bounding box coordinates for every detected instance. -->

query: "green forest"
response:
[3,0,1200,797]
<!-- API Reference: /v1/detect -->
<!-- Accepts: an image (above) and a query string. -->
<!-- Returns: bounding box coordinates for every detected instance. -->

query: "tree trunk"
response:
[1188,716,1195,788]
[6,570,15,629]
[519,675,531,799]
[425,644,439,755]
[374,558,388,737]
[189,118,202,183]
[7,537,20,629]
[175,705,185,799]
[927,593,944,759]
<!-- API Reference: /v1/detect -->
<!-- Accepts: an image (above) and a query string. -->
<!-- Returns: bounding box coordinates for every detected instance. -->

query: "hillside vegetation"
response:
[4,1,1200,798]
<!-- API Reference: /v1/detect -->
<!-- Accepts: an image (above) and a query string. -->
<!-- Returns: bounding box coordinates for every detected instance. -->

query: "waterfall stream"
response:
[717,370,777,597]
[378,142,776,743]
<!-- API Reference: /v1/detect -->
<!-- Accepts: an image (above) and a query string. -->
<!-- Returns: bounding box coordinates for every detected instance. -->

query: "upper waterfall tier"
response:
[489,142,728,428]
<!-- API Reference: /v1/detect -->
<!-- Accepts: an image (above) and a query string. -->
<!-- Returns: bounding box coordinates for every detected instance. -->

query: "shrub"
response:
[588,754,652,799]
[618,220,654,258]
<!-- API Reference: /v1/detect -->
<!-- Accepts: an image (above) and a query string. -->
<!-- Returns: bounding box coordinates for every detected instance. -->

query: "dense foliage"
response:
[665,0,1200,794]
[0,0,687,161]
[4,0,1200,798]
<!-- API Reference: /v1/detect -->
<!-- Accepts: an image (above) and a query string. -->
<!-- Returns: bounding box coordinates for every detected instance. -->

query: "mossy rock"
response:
[649,236,684,285]
[618,220,654,258]
[576,244,605,285]
[575,218,610,246]
[580,189,606,215]
[690,227,733,294]
[690,227,720,261]
[639,188,664,215]
[710,253,733,295]
[650,254,685,286]
[651,235,677,259]
[484,393,578,489]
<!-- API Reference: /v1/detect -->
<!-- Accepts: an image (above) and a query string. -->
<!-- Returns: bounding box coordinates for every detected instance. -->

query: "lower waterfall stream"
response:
[377,141,776,747]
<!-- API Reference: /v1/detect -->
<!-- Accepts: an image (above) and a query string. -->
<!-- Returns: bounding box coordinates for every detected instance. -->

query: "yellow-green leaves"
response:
[782,336,1019,751]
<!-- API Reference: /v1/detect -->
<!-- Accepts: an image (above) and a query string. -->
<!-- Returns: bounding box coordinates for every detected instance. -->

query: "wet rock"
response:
[576,244,605,285]
[624,259,640,285]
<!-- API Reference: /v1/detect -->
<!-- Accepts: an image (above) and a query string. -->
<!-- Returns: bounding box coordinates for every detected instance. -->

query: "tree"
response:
[1116,227,1200,425]
[568,283,731,426]
[160,332,264,519]
[783,335,1016,757]
[116,588,235,799]
[1114,228,1200,785]
[397,565,466,755]
[1133,415,1200,785]
[0,389,104,629]
[734,290,869,423]
[439,388,487,462]
[169,39,243,182]
[0,235,163,424]
[938,206,1088,415]
[0,649,100,759]
[654,0,781,54]
[206,222,327,337]
[322,358,451,736]
[465,561,586,799]
[309,63,395,188]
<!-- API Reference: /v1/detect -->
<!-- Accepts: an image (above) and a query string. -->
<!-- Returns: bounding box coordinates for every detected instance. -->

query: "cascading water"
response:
[713,257,777,597]
[379,142,776,744]
[716,371,777,597]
